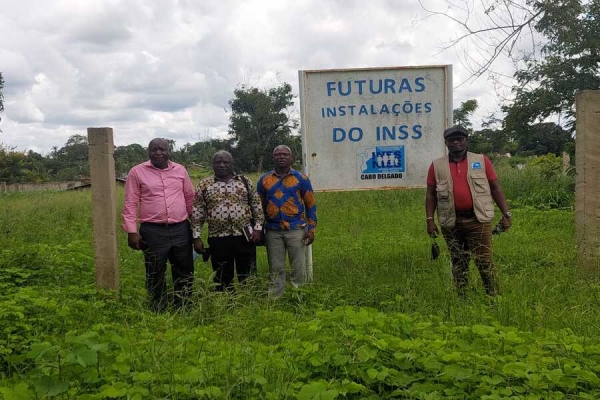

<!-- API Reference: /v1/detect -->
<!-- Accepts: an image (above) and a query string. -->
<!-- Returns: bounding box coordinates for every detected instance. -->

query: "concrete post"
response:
[562,151,570,173]
[575,91,600,278]
[87,128,120,290]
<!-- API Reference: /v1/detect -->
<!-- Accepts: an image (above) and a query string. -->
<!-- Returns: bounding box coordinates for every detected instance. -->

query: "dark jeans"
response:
[139,220,194,310]
[441,216,499,296]
[207,235,256,291]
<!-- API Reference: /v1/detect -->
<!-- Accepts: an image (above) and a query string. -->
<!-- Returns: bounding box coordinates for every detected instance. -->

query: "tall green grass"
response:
[1,165,598,398]
[495,155,575,209]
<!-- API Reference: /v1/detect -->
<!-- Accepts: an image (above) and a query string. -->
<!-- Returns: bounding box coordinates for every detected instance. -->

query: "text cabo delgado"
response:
[360,173,403,180]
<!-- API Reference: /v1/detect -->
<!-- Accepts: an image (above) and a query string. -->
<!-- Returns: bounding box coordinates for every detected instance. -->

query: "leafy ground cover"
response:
[1,166,599,398]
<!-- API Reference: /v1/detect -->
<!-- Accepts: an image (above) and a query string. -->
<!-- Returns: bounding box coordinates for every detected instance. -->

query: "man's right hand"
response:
[128,232,143,250]
[427,219,439,238]
[193,238,205,254]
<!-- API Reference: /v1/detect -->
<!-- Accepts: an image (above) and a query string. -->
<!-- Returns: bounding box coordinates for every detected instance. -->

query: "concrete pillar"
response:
[575,91,600,278]
[562,151,570,173]
[87,128,120,290]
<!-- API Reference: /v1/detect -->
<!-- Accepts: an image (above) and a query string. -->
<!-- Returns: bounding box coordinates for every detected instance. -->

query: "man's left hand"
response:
[303,230,315,246]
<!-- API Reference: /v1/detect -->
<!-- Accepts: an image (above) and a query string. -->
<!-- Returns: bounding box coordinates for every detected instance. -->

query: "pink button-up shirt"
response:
[122,160,195,233]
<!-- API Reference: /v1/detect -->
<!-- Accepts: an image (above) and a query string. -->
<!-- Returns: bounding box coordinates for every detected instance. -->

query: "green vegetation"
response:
[228,83,300,173]
[2,163,599,399]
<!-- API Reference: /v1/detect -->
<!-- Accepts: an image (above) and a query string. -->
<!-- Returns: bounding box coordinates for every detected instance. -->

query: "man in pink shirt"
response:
[122,138,195,312]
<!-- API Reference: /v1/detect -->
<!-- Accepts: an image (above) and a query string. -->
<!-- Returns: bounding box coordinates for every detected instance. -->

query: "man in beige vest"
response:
[425,125,512,296]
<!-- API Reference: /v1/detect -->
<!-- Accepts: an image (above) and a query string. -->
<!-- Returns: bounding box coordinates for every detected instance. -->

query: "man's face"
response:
[273,147,293,169]
[213,153,233,179]
[445,135,467,155]
[148,140,170,169]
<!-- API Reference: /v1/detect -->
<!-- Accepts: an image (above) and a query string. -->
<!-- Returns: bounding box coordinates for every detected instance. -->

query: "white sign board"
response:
[299,65,452,191]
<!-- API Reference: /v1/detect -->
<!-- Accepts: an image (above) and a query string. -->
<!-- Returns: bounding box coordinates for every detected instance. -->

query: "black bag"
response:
[201,248,211,262]
[431,239,440,261]
[240,176,265,246]
[256,228,266,247]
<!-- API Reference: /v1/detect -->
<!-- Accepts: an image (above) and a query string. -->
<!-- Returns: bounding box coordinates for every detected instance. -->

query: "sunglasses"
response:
[445,136,466,143]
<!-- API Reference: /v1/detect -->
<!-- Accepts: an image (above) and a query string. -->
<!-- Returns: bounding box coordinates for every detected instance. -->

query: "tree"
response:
[469,128,515,155]
[513,122,572,156]
[188,138,234,168]
[0,145,48,183]
[422,0,600,130]
[48,135,90,180]
[452,99,514,155]
[114,143,147,176]
[503,0,600,131]
[453,99,479,129]
[228,83,299,172]
[0,144,24,183]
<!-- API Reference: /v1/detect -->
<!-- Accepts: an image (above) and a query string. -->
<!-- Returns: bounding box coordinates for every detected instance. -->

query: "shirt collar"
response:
[449,154,467,163]
[272,168,295,177]
[143,160,173,170]
[212,173,240,183]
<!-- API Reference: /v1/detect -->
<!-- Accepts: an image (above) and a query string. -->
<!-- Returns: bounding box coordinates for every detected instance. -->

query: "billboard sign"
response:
[299,65,452,191]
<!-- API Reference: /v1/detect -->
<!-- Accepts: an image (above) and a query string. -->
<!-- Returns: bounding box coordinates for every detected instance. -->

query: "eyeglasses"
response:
[445,137,466,143]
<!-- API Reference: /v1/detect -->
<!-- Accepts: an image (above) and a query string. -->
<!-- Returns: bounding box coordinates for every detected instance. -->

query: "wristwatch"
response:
[503,211,512,218]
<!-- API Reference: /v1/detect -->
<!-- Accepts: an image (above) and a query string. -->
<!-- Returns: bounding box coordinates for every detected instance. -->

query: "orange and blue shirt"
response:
[257,168,317,232]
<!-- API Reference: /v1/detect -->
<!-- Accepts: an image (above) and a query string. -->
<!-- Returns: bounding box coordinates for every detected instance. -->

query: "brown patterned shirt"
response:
[191,175,264,239]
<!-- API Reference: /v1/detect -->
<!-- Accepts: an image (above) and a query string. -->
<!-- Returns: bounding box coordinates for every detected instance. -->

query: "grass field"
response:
[1,166,599,399]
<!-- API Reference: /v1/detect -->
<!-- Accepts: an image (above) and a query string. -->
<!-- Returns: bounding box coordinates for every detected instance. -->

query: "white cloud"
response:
[0,0,514,153]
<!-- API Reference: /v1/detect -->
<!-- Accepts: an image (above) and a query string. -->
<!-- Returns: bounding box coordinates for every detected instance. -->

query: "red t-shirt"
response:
[426,156,497,211]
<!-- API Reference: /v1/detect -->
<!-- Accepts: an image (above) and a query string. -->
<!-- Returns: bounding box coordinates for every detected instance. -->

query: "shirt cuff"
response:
[122,222,137,233]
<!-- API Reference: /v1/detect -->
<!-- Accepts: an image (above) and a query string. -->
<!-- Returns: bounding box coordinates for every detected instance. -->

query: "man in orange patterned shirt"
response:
[257,145,317,297]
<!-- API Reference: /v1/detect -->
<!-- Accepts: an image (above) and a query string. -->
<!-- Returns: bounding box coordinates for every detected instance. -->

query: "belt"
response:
[456,210,475,218]
[141,220,187,227]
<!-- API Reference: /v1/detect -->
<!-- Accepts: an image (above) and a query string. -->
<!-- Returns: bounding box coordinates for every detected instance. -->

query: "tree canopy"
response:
[503,0,600,131]
[452,99,572,157]
[453,99,478,129]
[423,0,600,132]
[228,83,299,172]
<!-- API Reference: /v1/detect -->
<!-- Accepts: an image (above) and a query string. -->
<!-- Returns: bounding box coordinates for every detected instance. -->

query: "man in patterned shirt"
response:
[257,145,317,297]
[191,151,264,292]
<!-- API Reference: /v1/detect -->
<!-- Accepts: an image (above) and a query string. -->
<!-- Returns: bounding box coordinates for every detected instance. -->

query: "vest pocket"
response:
[471,177,489,193]
[436,180,450,200]
[436,180,453,225]
[475,197,494,219]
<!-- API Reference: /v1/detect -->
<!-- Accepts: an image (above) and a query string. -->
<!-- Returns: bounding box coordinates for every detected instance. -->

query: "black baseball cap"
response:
[443,125,468,139]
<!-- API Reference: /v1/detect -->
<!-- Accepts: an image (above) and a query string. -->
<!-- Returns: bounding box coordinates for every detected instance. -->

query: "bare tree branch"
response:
[419,0,544,83]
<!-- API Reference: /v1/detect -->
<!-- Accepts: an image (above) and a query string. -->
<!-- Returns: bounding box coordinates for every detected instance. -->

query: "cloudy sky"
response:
[0,0,515,154]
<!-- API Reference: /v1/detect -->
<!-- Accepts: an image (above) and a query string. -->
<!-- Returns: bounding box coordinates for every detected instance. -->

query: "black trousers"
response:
[139,220,194,309]
[207,235,256,291]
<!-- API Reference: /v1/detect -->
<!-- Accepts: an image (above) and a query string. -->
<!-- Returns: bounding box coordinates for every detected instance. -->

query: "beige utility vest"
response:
[433,152,495,228]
